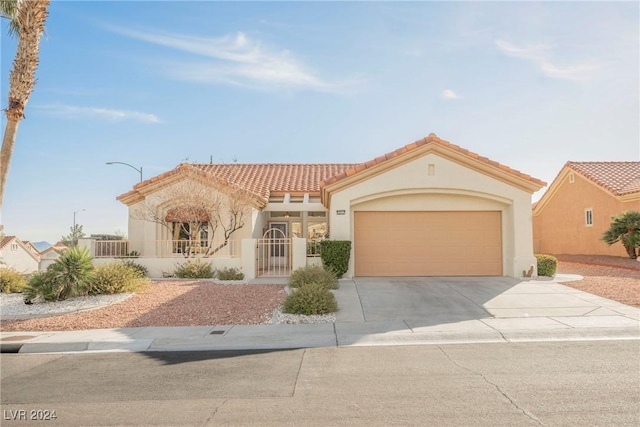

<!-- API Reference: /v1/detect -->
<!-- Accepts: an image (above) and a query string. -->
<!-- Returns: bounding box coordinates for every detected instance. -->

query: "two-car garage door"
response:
[354,211,502,276]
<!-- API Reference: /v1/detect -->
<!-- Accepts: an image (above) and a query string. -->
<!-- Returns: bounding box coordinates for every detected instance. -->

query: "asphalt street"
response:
[1,340,639,426]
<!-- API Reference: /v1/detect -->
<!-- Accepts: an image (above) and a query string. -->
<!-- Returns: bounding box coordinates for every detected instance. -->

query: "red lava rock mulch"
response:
[0,281,287,332]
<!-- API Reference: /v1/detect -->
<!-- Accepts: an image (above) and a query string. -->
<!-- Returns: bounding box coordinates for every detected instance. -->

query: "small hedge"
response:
[319,240,351,278]
[536,254,558,277]
[120,260,148,278]
[0,268,27,293]
[174,259,214,278]
[216,267,244,281]
[289,265,338,290]
[282,283,338,315]
[89,262,148,295]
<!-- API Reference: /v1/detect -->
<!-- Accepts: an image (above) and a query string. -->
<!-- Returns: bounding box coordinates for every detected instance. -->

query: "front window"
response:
[172,222,209,253]
[308,221,327,240]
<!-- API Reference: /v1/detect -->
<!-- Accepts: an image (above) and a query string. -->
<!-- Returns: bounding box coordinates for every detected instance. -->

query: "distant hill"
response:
[32,241,51,252]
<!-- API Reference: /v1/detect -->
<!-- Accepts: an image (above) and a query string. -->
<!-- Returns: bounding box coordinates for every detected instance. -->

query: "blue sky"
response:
[1,1,638,244]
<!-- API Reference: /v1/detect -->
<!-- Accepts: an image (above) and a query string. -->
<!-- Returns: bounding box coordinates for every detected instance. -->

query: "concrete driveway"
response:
[336,277,640,342]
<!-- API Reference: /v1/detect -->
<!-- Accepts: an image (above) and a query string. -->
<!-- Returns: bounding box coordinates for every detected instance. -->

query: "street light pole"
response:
[73,209,85,247]
[106,161,143,182]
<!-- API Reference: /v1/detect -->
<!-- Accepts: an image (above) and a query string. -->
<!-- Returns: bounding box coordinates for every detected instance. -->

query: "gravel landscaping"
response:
[556,257,639,308]
[1,256,637,332]
[0,281,286,332]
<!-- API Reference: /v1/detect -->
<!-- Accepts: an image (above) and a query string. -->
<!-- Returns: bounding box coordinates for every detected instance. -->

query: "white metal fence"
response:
[93,240,241,259]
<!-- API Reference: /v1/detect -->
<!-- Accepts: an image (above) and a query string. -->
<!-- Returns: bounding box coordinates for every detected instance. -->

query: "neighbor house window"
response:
[585,209,593,226]
[10,243,18,251]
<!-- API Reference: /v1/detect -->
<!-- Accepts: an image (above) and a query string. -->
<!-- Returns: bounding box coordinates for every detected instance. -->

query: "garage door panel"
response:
[355,211,502,276]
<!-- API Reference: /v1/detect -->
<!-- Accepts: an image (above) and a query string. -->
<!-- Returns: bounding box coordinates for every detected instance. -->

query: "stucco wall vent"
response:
[428,164,436,176]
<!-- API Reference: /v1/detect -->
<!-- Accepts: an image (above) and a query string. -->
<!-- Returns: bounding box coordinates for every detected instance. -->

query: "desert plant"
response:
[319,240,351,278]
[23,270,58,303]
[289,265,338,290]
[536,254,558,277]
[23,246,94,302]
[88,262,147,295]
[282,282,338,315]
[216,266,244,280]
[0,268,26,293]
[174,258,214,279]
[120,260,148,278]
[602,211,640,259]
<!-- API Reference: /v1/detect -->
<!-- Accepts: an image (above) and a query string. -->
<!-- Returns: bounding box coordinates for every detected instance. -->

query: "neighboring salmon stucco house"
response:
[533,161,640,257]
[113,134,545,278]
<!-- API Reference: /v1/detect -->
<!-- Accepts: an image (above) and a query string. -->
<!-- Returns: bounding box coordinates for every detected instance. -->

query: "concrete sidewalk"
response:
[1,277,638,354]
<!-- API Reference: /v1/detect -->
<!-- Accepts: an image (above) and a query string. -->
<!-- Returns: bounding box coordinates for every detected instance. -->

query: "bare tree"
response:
[134,173,255,257]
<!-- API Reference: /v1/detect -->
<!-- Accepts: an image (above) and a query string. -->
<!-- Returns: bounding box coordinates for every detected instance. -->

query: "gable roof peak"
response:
[321,133,545,190]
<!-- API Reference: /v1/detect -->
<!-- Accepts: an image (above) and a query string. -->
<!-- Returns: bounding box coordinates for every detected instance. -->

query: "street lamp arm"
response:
[106,161,143,182]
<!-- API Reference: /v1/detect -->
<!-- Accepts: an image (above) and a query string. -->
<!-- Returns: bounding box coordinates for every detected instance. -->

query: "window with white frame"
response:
[10,243,18,251]
[585,209,593,226]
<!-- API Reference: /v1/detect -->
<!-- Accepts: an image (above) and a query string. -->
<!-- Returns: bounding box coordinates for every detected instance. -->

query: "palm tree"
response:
[602,211,640,259]
[0,0,50,210]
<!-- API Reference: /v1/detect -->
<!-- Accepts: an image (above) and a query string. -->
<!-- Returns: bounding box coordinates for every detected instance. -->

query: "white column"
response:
[292,238,307,272]
[241,239,257,280]
[77,238,95,257]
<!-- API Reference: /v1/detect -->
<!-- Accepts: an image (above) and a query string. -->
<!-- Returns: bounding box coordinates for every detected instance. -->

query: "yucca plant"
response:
[24,246,94,302]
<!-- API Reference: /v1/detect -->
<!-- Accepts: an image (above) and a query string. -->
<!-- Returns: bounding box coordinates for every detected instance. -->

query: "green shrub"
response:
[24,246,94,302]
[536,254,558,277]
[319,240,351,278]
[174,259,214,279]
[89,263,148,295]
[282,283,338,315]
[23,271,61,303]
[0,268,27,293]
[216,267,244,281]
[289,265,338,290]
[120,260,148,278]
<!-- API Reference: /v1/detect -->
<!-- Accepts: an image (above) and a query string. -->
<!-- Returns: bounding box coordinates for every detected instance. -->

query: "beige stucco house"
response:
[533,161,640,257]
[115,134,545,278]
[0,236,40,273]
[38,244,67,271]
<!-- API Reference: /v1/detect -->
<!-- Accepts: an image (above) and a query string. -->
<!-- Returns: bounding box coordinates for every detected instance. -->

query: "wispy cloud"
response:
[107,27,343,92]
[441,89,461,100]
[495,39,601,81]
[35,105,160,123]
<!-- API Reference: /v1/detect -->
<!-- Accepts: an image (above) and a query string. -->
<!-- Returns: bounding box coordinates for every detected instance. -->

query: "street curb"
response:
[5,327,639,354]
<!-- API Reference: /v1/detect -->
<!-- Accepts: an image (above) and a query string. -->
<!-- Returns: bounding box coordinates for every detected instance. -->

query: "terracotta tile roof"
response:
[321,133,546,188]
[0,235,16,250]
[191,164,359,200]
[117,133,545,205]
[117,163,359,205]
[567,161,640,196]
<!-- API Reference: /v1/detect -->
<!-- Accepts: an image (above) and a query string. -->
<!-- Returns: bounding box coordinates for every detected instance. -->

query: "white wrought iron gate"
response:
[256,228,292,277]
